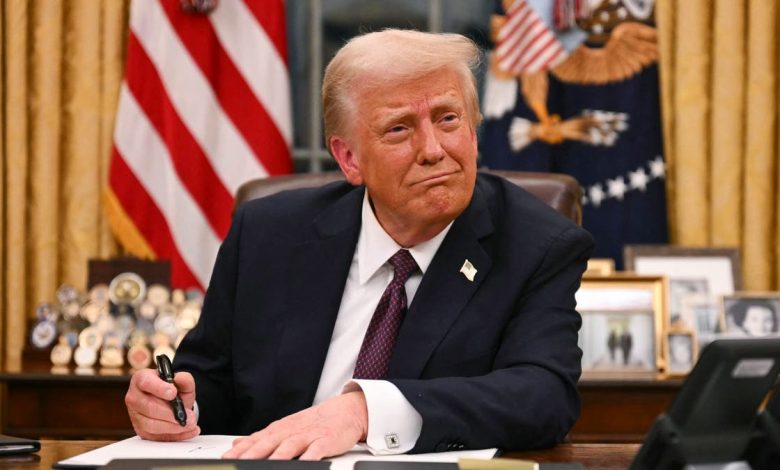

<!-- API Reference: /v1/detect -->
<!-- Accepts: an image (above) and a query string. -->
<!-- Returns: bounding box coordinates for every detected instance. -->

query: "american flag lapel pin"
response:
[460,259,477,282]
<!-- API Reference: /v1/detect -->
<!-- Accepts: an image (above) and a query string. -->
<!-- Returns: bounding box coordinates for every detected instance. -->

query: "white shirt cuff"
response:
[344,380,422,455]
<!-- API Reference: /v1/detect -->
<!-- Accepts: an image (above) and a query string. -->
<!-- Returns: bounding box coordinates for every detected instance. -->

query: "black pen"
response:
[156,354,187,426]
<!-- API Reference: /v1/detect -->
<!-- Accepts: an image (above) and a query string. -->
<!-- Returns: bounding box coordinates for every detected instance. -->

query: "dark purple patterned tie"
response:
[353,249,419,380]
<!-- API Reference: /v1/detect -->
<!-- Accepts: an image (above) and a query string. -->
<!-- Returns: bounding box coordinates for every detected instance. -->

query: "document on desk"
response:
[55,435,237,467]
[54,435,497,469]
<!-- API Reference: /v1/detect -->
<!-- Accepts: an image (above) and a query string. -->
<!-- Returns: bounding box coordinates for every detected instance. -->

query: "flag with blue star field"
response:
[481,0,667,268]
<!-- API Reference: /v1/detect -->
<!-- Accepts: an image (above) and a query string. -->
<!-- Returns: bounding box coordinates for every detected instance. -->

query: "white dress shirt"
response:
[312,191,452,454]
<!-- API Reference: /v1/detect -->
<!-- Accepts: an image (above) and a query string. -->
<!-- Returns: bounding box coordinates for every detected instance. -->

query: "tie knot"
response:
[388,249,418,285]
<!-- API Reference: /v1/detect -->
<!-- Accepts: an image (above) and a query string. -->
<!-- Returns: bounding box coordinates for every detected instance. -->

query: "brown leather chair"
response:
[235,170,582,225]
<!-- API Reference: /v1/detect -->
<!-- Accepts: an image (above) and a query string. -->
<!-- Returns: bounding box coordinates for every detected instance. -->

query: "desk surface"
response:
[0,440,640,470]
[1,364,679,442]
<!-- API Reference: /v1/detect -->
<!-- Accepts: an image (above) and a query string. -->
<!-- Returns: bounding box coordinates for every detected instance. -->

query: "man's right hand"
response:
[125,368,200,441]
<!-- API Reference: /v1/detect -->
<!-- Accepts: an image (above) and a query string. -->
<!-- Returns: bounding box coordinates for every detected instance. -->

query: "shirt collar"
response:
[357,191,453,285]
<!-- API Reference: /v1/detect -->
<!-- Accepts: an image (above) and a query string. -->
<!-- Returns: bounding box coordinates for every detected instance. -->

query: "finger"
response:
[236,438,283,460]
[268,435,310,460]
[173,373,196,409]
[126,391,198,428]
[224,433,278,460]
[173,371,196,394]
[130,406,197,432]
[130,408,199,437]
[136,424,201,442]
[133,368,179,401]
[299,439,330,461]
[222,435,262,459]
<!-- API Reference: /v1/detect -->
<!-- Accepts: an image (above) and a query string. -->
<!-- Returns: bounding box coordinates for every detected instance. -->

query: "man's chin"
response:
[415,195,469,224]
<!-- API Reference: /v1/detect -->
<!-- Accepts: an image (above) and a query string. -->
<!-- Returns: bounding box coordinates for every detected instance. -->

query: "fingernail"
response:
[166,388,176,399]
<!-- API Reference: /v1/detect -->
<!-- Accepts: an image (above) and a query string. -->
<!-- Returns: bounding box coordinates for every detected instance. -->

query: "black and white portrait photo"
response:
[723,296,780,338]
[666,332,695,375]
[669,278,709,327]
[679,294,721,349]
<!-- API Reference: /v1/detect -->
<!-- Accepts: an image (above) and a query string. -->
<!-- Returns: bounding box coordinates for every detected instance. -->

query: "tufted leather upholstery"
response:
[234,170,582,225]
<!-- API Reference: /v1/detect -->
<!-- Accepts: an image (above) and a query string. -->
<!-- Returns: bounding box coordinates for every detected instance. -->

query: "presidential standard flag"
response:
[481,0,668,267]
[106,0,292,289]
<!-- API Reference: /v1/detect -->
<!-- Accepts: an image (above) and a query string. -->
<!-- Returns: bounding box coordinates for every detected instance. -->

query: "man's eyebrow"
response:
[375,107,414,126]
[430,96,464,113]
[375,96,464,126]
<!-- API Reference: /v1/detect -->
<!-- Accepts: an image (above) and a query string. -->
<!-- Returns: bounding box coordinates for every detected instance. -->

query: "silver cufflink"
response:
[385,433,400,448]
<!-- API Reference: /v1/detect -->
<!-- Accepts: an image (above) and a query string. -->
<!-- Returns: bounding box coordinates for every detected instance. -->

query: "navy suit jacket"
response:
[173,172,594,453]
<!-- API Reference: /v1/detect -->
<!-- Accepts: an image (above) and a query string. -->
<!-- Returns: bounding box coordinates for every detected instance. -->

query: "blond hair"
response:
[322,29,482,148]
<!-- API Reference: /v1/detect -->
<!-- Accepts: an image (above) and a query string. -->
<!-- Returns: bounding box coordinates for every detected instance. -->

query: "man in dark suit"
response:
[124,29,593,460]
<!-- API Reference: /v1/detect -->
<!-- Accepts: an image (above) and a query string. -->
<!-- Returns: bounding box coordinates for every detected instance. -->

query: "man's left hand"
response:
[222,390,368,460]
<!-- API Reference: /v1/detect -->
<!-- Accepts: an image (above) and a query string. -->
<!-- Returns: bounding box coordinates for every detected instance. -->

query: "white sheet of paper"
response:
[56,435,497,468]
[56,435,238,467]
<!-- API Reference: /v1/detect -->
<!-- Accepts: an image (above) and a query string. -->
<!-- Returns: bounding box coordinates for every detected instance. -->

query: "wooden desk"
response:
[0,364,133,439]
[573,377,682,442]
[0,440,641,470]
[0,364,680,442]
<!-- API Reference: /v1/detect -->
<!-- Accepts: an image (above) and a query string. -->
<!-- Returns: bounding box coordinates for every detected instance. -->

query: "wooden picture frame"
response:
[584,258,616,277]
[623,245,740,336]
[576,275,667,378]
[665,329,697,376]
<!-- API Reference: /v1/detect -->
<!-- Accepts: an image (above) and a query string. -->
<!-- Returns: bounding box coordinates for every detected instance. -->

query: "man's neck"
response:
[368,198,452,248]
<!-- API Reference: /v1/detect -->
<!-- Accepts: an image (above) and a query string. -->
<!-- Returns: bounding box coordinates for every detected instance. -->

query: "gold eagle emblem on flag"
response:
[486,0,658,150]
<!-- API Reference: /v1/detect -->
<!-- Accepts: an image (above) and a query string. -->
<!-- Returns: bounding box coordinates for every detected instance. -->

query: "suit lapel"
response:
[273,186,363,411]
[388,185,494,379]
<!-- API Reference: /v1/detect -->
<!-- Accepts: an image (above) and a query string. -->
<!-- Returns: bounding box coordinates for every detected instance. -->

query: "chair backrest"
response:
[234,170,582,225]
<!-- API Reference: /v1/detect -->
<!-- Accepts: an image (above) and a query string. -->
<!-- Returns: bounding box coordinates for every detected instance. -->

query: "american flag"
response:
[106,0,292,290]
[494,0,568,75]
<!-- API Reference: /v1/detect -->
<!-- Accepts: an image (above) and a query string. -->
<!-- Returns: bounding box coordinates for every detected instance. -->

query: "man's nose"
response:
[415,120,445,164]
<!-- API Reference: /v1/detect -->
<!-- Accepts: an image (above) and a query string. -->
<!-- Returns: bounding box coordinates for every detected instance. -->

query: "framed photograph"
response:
[624,245,740,332]
[584,258,615,277]
[721,293,780,338]
[576,275,667,377]
[665,329,697,376]
[679,293,722,350]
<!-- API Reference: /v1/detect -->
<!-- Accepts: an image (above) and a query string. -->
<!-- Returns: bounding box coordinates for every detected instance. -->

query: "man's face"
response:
[330,69,478,243]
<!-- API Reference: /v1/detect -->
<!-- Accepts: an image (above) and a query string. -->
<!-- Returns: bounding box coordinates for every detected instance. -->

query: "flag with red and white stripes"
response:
[494,0,568,75]
[106,0,292,290]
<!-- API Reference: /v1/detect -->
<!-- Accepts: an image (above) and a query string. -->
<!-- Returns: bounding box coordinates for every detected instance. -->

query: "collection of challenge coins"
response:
[29,272,203,370]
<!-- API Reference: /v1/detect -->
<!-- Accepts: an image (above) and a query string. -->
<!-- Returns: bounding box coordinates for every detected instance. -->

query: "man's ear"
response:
[330,136,364,186]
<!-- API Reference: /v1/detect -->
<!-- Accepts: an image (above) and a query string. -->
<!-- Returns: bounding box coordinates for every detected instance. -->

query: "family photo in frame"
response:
[624,245,740,350]
[665,330,697,375]
[576,276,666,377]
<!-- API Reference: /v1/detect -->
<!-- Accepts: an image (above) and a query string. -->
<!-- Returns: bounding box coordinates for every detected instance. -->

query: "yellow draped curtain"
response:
[0,0,128,369]
[657,0,780,291]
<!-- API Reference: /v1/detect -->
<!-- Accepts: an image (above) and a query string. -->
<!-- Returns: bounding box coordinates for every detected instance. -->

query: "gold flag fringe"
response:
[103,187,157,259]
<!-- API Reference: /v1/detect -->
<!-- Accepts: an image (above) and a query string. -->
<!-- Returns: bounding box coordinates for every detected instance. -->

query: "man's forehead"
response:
[375,89,463,110]
[357,82,466,120]
[356,68,463,101]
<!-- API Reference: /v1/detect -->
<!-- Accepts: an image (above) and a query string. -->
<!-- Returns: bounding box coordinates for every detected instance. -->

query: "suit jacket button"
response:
[434,442,449,452]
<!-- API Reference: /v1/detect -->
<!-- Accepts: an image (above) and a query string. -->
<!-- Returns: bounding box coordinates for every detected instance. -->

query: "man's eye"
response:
[441,113,458,123]
[388,125,406,133]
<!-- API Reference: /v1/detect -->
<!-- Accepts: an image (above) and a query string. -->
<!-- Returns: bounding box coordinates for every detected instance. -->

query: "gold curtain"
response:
[657,0,780,290]
[0,1,129,369]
